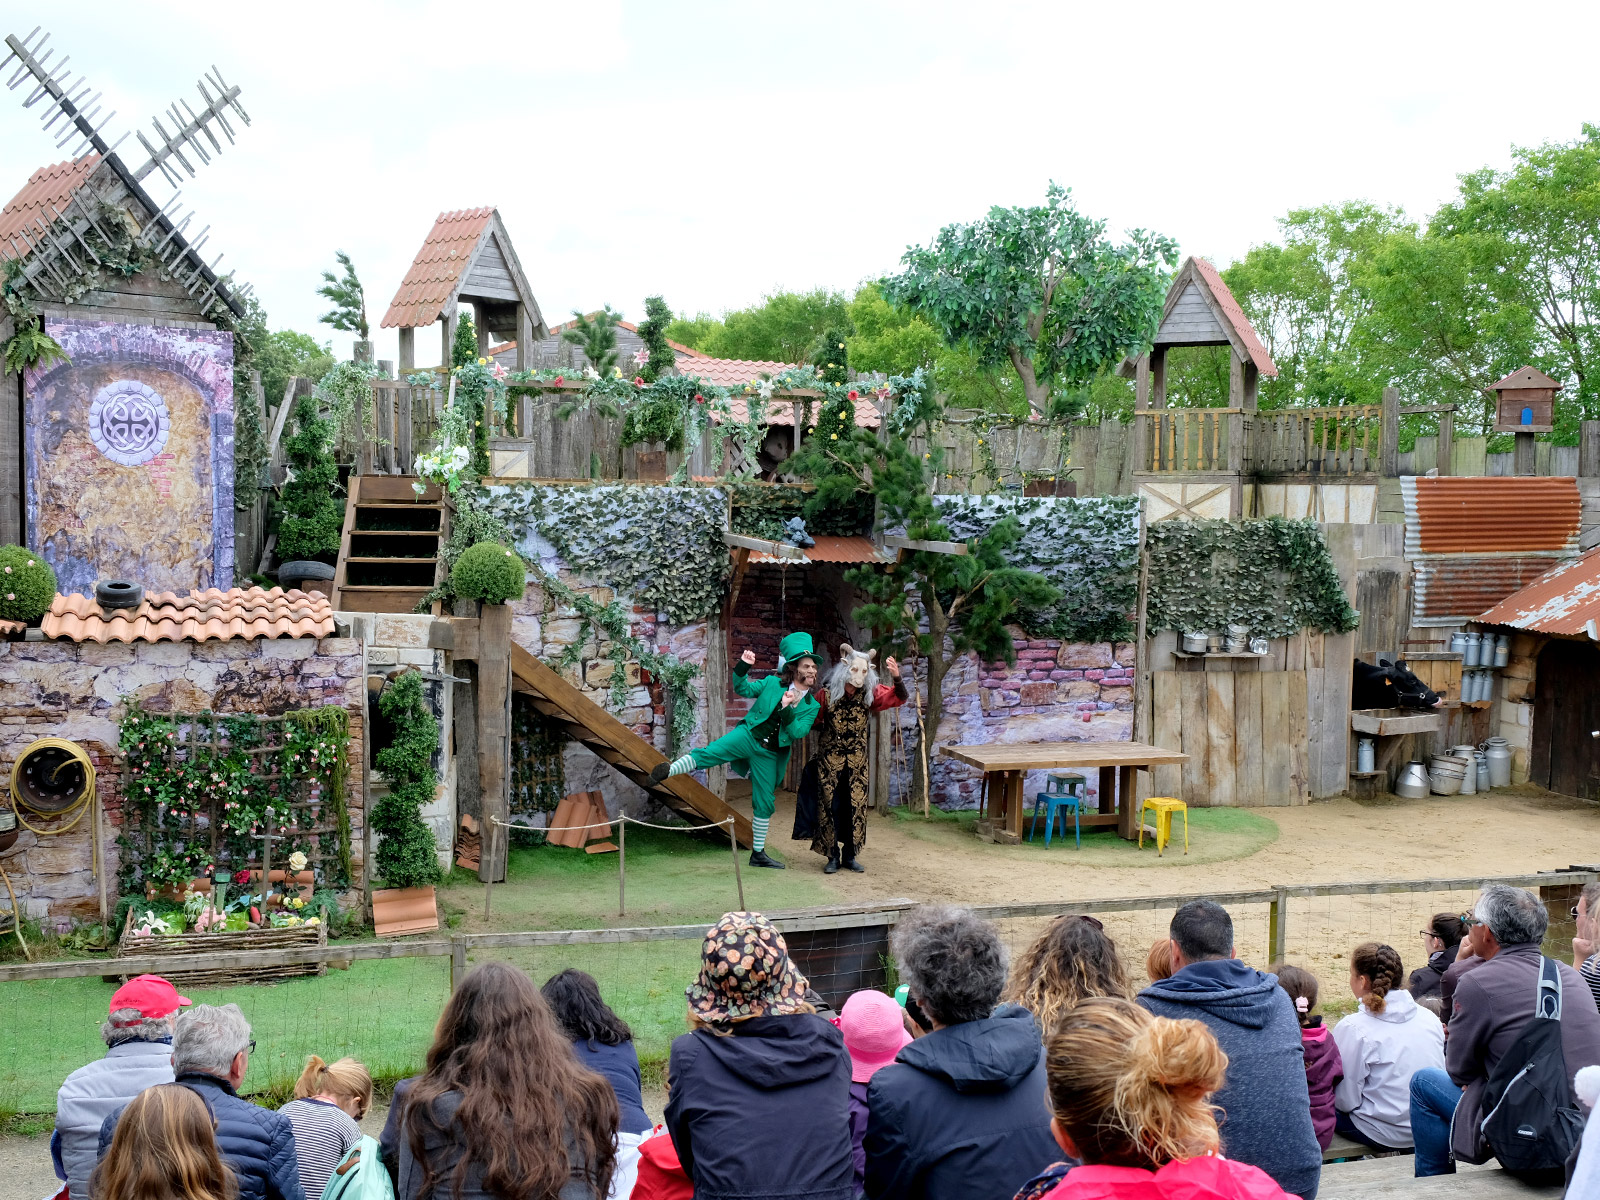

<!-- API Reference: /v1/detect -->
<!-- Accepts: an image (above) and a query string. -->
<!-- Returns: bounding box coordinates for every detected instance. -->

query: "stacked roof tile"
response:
[0,156,100,263]
[381,207,495,329]
[42,587,336,644]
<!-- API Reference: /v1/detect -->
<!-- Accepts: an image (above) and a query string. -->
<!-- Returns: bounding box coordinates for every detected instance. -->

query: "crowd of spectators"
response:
[46,882,1600,1200]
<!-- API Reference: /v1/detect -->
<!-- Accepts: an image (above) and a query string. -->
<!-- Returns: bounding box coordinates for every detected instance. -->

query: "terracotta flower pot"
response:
[144,877,213,902]
[372,885,439,938]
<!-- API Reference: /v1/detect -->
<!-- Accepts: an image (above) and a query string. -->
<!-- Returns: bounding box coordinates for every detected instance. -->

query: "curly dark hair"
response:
[892,904,1006,1026]
[1002,915,1131,1036]
[542,969,633,1046]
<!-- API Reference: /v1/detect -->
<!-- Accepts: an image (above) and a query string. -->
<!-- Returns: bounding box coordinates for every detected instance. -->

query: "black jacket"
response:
[665,1014,854,1200]
[100,1072,304,1200]
[863,1004,1059,1200]
[1409,941,1461,1000]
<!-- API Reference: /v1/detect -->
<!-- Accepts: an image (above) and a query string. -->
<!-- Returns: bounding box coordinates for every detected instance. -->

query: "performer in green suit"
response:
[650,631,822,868]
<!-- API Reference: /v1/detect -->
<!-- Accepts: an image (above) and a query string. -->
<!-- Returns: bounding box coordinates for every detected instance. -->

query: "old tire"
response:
[278,560,336,595]
[95,579,144,609]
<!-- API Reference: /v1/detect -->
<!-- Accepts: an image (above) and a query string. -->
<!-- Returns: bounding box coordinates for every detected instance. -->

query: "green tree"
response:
[256,330,335,410]
[275,397,344,562]
[883,183,1176,416]
[562,306,623,375]
[373,670,443,890]
[670,290,852,363]
[636,295,675,383]
[663,312,722,351]
[452,309,479,368]
[316,250,369,341]
[795,429,1058,806]
[811,326,851,384]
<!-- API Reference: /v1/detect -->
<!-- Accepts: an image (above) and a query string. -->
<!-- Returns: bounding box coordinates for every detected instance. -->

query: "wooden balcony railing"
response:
[1136,404,1384,477]
[1137,408,1246,472]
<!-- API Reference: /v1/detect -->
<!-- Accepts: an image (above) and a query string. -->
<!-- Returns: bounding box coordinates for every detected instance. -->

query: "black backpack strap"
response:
[1537,955,1562,1021]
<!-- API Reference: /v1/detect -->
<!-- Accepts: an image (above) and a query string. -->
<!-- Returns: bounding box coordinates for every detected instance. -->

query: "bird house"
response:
[1490,366,1561,434]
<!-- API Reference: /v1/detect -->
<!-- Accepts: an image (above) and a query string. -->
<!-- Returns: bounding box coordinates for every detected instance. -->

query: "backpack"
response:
[320,1136,395,1200]
[1478,955,1586,1181]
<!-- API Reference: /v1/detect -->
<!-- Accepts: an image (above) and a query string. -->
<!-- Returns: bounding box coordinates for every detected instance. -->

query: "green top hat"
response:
[777,631,820,669]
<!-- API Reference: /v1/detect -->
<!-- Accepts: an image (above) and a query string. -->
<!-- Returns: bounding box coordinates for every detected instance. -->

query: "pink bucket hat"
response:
[838,989,912,1083]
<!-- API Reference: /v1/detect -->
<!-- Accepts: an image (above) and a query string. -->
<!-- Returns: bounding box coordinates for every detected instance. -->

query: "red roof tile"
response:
[751,535,890,565]
[1190,257,1278,378]
[1480,545,1600,638]
[381,207,495,329]
[0,156,101,264]
[42,587,336,644]
[1401,476,1582,557]
[0,617,24,639]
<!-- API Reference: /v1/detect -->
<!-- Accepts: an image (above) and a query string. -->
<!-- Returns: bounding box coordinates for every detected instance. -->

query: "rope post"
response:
[618,816,627,918]
[483,822,494,923]
[727,818,745,910]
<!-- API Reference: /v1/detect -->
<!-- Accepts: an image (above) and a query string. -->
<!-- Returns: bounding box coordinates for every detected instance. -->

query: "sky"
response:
[3,1,1600,367]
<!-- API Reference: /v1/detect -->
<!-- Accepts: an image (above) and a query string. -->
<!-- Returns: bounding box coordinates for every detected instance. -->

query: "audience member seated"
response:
[90,1083,237,1200]
[1438,914,1486,1029]
[632,1128,693,1200]
[1569,1066,1600,1200]
[664,911,854,1200]
[383,961,618,1200]
[1331,943,1442,1151]
[838,989,913,1194]
[1138,900,1321,1200]
[1409,884,1600,1177]
[1574,880,1600,1008]
[1147,937,1174,984]
[1002,914,1131,1036]
[543,968,654,1197]
[1270,963,1342,1152]
[279,1055,371,1200]
[99,1002,305,1200]
[1012,996,1293,1200]
[53,974,187,1200]
[1409,914,1465,1003]
[864,905,1059,1200]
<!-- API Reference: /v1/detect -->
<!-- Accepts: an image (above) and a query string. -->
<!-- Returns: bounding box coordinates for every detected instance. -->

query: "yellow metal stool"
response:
[1137,797,1189,856]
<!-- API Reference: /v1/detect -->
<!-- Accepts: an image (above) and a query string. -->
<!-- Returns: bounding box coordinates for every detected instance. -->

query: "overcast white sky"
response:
[3,1,1598,366]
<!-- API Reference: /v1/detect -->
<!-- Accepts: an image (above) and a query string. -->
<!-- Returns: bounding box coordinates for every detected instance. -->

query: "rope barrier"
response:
[489,814,736,835]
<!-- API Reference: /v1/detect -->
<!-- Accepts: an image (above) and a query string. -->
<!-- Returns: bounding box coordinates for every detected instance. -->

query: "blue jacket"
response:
[666,1013,854,1200]
[569,1037,651,1135]
[1139,960,1321,1200]
[55,1039,174,1199]
[863,1004,1060,1200]
[101,1072,305,1200]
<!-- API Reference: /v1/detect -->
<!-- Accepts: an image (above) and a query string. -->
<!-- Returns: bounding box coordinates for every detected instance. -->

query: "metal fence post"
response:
[1268,886,1289,964]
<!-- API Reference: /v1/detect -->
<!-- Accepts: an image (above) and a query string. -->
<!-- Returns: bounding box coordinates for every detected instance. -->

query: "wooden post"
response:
[1582,421,1600,478]
[442,312,457,371]
[93,790,108,932]
[451,937,468,989]
[1380,387,1400,476]
[398,327,415,373]
[1151,347,1167,409]
[477,602,513,883]
[474,304,489,358]
[1515,432,1537,476]
[1133,354,1150,472]
[1268,886,1289,962]
[618,815,626,917]
[1,330,21,544]
[727,819,746,910]
[1242,362,1259,412]
[516,303,533,437]
[1437,407,1454,477]
[707,600,729,801]
[1228,352,1245,409]
[1132,497,1151,811]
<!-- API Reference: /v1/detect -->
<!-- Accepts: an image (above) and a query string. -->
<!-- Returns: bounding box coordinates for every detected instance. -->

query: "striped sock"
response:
[667,754,696,777]
[751,817,769,853]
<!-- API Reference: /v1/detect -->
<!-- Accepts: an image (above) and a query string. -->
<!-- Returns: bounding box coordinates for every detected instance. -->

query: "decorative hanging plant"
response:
[451,541,527,604]
[275,397,345,563]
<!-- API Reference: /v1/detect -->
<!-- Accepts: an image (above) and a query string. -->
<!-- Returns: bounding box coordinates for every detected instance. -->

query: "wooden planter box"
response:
[115,909,328,988]
[1350,708,1445,737]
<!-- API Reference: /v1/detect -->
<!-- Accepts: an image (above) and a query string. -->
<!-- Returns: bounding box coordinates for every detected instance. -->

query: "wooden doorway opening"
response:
[1530,640,1600,800]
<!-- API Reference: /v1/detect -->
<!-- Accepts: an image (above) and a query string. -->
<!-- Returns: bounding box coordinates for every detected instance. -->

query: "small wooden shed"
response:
[1490,365,1561,435]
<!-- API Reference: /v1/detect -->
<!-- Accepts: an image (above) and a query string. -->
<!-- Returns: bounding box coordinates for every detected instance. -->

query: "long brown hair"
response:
[90,1084,237,1200]
[1046,996,1226,1170]
[1003,915,1131,1035]
[405,961,618,1199]
[1351,942,1405,1014]
[1270,962,1320,1029]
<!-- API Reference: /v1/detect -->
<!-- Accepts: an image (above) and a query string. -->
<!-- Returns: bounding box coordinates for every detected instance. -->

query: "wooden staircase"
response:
[508,644,754,848]
[332,475,450,614]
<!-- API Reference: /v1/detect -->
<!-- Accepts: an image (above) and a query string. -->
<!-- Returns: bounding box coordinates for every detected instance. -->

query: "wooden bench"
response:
[1324,1133,1409,1163]
[1320,1154,1562,1200]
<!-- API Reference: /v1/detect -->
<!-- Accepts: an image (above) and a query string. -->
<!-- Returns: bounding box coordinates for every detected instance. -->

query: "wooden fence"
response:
[1151,670,1311,807]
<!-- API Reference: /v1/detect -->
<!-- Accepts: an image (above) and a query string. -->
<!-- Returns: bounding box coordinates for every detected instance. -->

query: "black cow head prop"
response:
[1352,657,1442,711]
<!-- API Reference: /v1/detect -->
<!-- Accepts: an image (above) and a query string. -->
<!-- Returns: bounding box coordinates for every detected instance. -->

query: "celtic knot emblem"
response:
[88,380,171,467]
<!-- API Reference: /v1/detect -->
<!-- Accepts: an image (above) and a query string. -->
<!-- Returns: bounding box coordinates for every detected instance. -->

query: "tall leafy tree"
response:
[256,330,335,409]
[316,250,369,342]
[635,295,676,383]
[562,306,623,375]
[883,183,1176,416]
[811,326,851,384]
[663,311,721,351]
[663,290,852,363]
[452,309,479,367]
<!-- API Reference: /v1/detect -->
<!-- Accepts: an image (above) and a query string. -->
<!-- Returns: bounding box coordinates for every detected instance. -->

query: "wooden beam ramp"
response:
[508,644,754,849]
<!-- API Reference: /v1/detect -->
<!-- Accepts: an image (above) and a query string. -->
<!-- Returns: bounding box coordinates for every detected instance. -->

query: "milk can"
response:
[1493,635,1510,668]
[1475,751,1490,793]
[1450,631,1468,656]
[1452,745,1478,794]
[1482,737,1513,787]
[1462,632,1482,667]
[1357,737,1376,774]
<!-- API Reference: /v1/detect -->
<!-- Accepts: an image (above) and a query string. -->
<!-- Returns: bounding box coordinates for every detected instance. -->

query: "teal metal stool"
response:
[1030,773,1089,848]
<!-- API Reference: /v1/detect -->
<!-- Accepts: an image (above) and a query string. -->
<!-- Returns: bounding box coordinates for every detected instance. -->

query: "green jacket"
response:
[734,660,819,749]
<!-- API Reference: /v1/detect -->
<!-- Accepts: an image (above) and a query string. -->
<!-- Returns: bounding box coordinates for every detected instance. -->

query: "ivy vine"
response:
[1146,517,1359,639]
[729,481,873,541]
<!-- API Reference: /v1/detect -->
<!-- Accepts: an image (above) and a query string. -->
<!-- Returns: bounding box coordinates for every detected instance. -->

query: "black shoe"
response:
[843,856,864,873]
[648,762,670,785]
[749,849,786,869]
[823,853,840,874]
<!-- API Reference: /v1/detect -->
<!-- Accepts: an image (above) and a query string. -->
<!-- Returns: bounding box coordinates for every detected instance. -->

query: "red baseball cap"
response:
[109,975,192,1022]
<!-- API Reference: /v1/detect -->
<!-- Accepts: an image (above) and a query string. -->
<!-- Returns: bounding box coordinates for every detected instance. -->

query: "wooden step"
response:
[334,586,433,614]
[350,529,439,537]
[355,502,445,511]
[345,556,438,565]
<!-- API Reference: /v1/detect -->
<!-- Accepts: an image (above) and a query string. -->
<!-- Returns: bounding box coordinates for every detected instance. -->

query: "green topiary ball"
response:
[451,542,526,605]
[0,545,57,623]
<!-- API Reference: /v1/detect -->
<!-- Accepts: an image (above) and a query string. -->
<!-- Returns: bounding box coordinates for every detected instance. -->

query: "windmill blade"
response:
[131,71,249,183]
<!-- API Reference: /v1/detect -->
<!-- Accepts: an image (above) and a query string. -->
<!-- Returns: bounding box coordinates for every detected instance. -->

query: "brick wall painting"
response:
[24,319,234,597]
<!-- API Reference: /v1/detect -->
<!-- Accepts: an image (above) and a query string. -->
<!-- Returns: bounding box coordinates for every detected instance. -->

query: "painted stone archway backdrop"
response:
[24,319,234,596]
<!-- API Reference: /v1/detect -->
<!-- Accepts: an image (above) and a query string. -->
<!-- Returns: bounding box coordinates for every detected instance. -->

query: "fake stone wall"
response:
[0,636,364,923]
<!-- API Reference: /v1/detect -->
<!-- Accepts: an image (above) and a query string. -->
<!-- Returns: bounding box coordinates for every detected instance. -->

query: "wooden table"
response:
[940,742,1190,843]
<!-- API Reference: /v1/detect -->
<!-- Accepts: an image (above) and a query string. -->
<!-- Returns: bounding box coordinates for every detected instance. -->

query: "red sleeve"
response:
[871,681,908,712]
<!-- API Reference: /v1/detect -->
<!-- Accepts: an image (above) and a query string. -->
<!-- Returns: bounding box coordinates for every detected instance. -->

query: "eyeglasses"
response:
[1572,905,1582,919]
[246,1040,256,1057]
[1459,912,1483,928]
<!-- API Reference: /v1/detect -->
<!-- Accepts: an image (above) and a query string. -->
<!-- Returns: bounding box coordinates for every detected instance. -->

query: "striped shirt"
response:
[1582,953,1600,1010]
[281,1098,361,1200]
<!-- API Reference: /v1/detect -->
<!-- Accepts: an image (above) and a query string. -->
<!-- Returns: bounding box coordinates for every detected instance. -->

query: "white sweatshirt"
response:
[1332,988,1446,1148]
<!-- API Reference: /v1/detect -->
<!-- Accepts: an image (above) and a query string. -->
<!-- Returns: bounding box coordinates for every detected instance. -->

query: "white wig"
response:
[825,644,879,707]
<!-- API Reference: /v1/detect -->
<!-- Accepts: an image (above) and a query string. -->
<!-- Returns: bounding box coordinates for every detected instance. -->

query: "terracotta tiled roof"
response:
[381,207,495,329]
[1401,476,1582,557]
[42,587,336,644]
[1480,545,1600,638]
[0,617,24,639]
[1491,366,1562,392]
[751,535,889,565]
[1190,257,1278,378]
[0,156,101,264]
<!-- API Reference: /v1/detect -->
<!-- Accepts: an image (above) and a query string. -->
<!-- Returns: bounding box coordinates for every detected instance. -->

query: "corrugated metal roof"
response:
[751,536,889,565]
[1480,545,1600,637]
[1413,558,1565,626]
[1491,366,1562,392]
[1190,257,1278,379]
[42,587,336,644]
[1401,475,1582,557]
[0,157,101,262]
[381,207,495,329]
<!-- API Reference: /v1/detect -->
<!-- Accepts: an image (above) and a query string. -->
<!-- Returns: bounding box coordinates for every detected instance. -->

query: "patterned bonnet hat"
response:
[686,911,811,1022]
